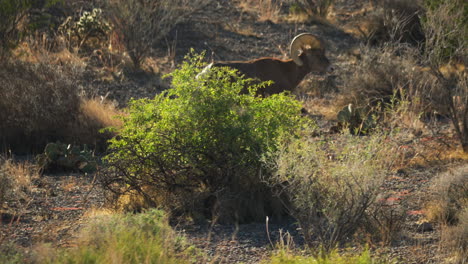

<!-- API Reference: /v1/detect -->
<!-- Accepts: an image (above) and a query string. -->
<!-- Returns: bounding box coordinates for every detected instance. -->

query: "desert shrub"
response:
[342,45,434,129]
[106,0,208,69]
[0,0,63,57]
[364,200,407,246]
[441,208,468,264]
[365,0,425,46]
[0,60,117,152]
[426,165,468,225]
[266,132,397,249]
[425,165,468,263]
[0,161,11,213]
[422,0,467,64]
[0,157,39,217]
[71,98,123,151]
[344,46,414,106]
[99,52,309,223]
[237,0,283,23]
[420,0,468,152]
[0,242,24,264]
[0,60,82,152]
[0,0,33,56]
[39,209,196,264]
[287,0,335,18]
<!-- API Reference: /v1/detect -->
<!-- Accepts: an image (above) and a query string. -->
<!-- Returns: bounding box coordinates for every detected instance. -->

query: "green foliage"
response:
[100,51,309,222]
[44,209,196,264]
[266,248,393,264]
[0,242,25,264]
[36,142,97,173]
[266,131,397,249]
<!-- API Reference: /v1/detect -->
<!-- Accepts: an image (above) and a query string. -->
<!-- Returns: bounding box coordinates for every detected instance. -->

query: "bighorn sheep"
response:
[199,33,333,96]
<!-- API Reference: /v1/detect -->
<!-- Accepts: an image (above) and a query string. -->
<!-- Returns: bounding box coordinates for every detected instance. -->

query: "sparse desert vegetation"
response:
[1,0,467,263]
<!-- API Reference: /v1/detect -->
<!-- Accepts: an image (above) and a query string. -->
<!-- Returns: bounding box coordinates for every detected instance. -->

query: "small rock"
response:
[417,221,433,232]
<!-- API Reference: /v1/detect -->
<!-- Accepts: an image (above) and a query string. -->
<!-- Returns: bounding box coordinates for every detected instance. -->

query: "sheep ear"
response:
[294,49,304,66]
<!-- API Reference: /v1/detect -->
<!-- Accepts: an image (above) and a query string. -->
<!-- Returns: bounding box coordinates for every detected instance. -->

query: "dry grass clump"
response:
[341,45,436,133]
[106,0,209,69]
[0,60,82,153]
[425,165,468,263]
[426,165,468,225]
[0,157,40,218]
[35,209,197,264]
[343,45,426,107]
[364,0,425,46]
[441,209,468,263]
[420,0,468,152]
[79,98,123,128]
[70,98,123,151]
[287,0,335,19]
[364,200,407,246]
[0,59,123,152]
[266,131,399,249]
[237,0,283,23]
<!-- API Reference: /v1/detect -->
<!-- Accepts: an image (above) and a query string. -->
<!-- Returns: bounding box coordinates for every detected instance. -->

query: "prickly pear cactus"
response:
[37,142,97,173]
[337,104,376,134]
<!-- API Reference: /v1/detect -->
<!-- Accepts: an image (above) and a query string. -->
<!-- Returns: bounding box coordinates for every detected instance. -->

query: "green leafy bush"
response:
[99,52,310,222]
[266,131,397,249]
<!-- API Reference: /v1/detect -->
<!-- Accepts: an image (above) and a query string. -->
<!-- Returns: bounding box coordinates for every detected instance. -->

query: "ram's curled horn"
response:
[290,33,324,66]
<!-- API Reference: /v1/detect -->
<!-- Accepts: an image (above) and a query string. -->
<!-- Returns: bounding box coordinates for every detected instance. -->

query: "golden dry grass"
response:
[12,40,85,68]
[0,158,40,215]
[222,23,259,38]
[65,98,125,151]
[302,95,348,121]
[237,0,283,23]
[79,98,123,129]
[3,159,39,190]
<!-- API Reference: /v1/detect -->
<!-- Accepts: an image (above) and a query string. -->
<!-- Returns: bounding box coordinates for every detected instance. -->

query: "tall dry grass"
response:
[237,0,283,23]
[0,58,123,153]
[0,157,40,222]
[266,130,399,249]
[0,60,82,153]
[34,209,197,264]
[425,165,468,263]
